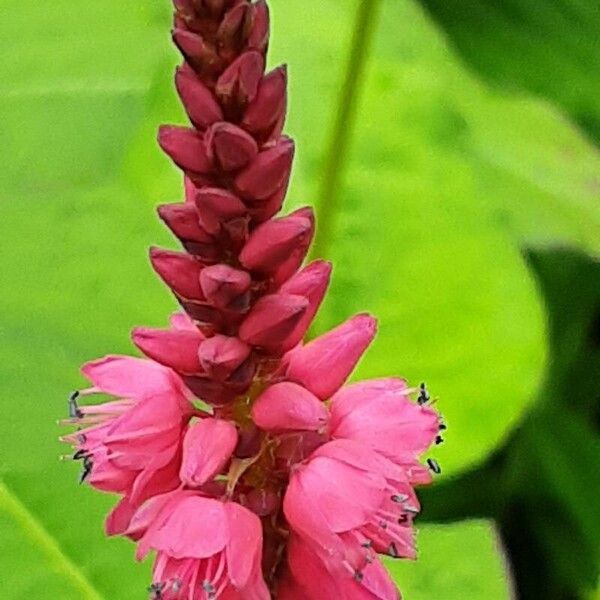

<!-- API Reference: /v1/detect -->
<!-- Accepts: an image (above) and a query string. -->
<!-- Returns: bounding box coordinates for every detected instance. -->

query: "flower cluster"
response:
[62,1,442,598]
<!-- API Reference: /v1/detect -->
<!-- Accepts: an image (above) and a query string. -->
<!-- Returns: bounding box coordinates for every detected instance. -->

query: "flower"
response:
[62,1,443,597]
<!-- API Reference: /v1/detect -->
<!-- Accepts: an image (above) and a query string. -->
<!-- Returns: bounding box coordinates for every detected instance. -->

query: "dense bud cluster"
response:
[61,1,442,598]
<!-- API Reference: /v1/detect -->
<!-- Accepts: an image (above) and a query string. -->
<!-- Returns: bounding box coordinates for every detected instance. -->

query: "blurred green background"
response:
[0,0,598,598]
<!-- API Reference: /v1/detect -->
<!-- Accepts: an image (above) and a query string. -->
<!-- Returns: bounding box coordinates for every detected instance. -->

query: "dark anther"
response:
[361,540,372,548]
[398,514,409,524]
[439,423,447,431]
[203,580,216,599]
[417,383,430,405]
[353,570,364,582]
[379,520,388,530]
[391,494,408,504]
[388,543,399,558]
[435,435,444,445]
[79,456,93,484]
[77,433,87,444]
[68,391,83,419]
[148,582,165,599]
[73,449,87,461]
[427,458,441,474]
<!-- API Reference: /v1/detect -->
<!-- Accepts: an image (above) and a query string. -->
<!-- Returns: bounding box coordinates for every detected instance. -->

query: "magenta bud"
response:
[242,66,287,137]
[194,187,247,235]
[239,293,308,353]
[200,264,252,310]
[234,137,294,201]
[158,125,212,174]
[252,381,328,433]
[239,207,314,277]
[176,65,223,130]
[216,51,265,106]
[132,327,204,374]
[180,418,238,487]
[149,247,205,301]
[285,313,378,399]
[157,203,213,245]
[205,122,258,172]
[279,259,332,335]
[172,28,220,70]
[198,335,252,381]
[217,2,250,47]
[247,0,270,52]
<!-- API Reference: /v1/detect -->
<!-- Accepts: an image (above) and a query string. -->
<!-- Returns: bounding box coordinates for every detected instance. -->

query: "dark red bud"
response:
[247,185,287,223]
[217,2,250,47]
[172,29,221,71]
[205,122,258,172]
[176,65,224,130]
[149,247,205,301]
[216,51,265,106]
[200,264,252,310]
[247,0,270,52]
[198,335,252,381]
[158,125,212,174]
[194,187,247,235]
[157,203,213,244]
[239,293,308,353]
[132,327,204,374]
[242,66,287,137]
[183,376,237,405]
[234,137,294,201]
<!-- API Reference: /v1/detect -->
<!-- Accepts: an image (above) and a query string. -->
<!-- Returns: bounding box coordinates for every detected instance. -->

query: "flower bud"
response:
[180,419,238,487]
[182,375,237,405]
[149,247,204,301]
[216,51,265,106]
[247,0,270,52]
[239,207,314,280]
[217,2,251,48]
[242,66,287,138]
[194,187,247,235]
[200,264,252,310]
[172,28,220,71]
[158,125,212,174]
[205,122,258,172]
[157,203,213,247]
[131,327,204,374]
[175,65,223,130]
[279,259,332,336]
[198,335,252,381]
[239,293,308,353]
[252,382,328,433]
[285,313,378,399]
[234,137,294,201]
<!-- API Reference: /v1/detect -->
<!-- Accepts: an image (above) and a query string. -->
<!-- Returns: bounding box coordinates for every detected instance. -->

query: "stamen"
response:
[79,456,93,484]
[391,494,408,503]
[202,580,216,599]
[417,383,430,405]
[148,582,165,599]
[353,570,364,582]
[388,542,399,558]
[427,458,441,474]
[435,435,444,445]
[68,391,83,419]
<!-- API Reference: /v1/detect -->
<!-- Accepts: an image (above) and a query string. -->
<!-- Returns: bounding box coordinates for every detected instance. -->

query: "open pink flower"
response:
[136,492,270,600]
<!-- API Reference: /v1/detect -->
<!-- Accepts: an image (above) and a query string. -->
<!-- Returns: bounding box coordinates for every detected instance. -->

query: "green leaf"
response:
[414,0,600,145]
[388,520,511,599]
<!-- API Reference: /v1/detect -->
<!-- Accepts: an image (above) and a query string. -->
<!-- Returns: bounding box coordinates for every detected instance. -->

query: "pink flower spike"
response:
[330,378,440,461]
[239,293,308,354]
[131,327,204,375]
[180,418,238,487]
[285,313,377,399]
[252,381,328,433]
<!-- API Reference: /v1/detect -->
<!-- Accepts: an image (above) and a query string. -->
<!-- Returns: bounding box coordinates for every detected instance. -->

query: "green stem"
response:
[309,0,383,261]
